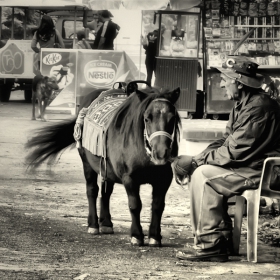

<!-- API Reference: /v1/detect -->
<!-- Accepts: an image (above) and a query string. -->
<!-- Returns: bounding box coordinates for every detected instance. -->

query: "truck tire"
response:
[0,84,12,102]
[24,89,32,103]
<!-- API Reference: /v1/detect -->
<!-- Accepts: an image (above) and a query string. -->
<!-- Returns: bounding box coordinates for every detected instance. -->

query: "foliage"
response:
[1,7,41,40]
[258,214,280,247]
[142,11,158,36]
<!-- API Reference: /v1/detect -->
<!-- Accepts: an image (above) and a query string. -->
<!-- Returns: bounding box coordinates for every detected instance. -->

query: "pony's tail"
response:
[25,118,76,169]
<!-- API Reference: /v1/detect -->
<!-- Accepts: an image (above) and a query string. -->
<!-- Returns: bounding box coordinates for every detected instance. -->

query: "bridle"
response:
[143,98,177,162]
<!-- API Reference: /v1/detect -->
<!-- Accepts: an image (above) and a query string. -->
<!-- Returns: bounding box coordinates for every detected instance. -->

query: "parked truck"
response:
[0,1,94,102]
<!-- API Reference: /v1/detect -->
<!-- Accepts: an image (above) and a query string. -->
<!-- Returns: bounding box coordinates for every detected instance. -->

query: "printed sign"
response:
[0,40,36,78]
[42,53,63,65]
[0,43,24,74]
[41,48,78,115]
[76,50,141,102]
[40,49,142,115]
[84,60,118,88]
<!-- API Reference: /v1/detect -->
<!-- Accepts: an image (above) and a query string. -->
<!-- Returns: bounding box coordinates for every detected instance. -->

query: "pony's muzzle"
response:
[144,128,174,164]
[151,142,171,165]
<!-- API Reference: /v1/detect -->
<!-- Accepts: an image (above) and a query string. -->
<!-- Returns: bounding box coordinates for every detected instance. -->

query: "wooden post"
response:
[73,7,77,49]
[11,7,14,39]
[23,8,27,39]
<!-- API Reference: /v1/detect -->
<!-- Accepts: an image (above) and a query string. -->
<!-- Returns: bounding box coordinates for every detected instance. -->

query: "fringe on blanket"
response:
[82,119,106,157]
[73,107,88,148]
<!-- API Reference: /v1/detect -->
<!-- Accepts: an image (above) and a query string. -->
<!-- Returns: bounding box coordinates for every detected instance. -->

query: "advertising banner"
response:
[41,49,141,115]
[41,48,78,115]
[76,50,141,104]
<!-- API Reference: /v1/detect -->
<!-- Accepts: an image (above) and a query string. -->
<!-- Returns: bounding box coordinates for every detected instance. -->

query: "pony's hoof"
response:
[131,237,144,246]
[87,227,99,235]
[100,226,114,234]
[149,238,161,247]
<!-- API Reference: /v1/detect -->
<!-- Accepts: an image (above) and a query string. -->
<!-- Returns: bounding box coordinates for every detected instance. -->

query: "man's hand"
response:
[148,34,157,41]
[172,155,198,184]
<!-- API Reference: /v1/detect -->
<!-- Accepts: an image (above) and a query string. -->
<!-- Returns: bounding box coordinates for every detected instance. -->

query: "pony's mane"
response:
[112,87,181,157]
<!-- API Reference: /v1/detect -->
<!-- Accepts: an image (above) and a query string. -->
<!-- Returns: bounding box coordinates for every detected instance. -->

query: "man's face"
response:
[220,73,238,100]
[93,13,99,20]
[98,14,104,22]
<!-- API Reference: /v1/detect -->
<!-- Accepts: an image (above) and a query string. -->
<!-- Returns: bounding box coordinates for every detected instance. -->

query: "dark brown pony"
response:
[25,86,181,247]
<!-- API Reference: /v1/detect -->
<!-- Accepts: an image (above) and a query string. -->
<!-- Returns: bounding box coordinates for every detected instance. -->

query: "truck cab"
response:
[48,10,95,49]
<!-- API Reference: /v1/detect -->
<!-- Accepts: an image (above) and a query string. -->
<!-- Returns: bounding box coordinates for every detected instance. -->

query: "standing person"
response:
[93,10,120,50]
[31,15,65,70]
[141,30,158,87]
[83,10,103,38]
[172,56,280,262]
[74,30,92,49]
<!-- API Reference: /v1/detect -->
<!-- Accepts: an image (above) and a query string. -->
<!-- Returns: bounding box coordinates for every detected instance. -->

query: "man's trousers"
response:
[189,164,261,249]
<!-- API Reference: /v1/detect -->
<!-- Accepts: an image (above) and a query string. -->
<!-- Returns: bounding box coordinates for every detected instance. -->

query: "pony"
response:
[25,85,181,247]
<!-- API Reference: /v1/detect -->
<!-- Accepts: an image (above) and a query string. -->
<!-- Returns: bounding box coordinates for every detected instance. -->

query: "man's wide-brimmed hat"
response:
[211,56,264,88]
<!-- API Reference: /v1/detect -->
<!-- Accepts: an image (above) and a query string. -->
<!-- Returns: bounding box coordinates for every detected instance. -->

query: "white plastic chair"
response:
[232,157,280,262]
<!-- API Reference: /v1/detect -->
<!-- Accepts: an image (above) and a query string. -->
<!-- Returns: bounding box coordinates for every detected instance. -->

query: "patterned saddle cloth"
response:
[82,89,127,157]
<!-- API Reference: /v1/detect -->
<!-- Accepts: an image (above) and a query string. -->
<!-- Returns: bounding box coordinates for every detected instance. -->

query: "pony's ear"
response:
[135,89,149,102]
[163,87,180,104]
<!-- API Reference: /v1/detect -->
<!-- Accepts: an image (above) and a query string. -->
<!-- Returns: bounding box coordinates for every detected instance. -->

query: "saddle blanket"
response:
[82,90,127,156]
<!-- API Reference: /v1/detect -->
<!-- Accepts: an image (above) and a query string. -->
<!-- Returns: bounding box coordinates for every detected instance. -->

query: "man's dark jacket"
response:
[192,92,280,190]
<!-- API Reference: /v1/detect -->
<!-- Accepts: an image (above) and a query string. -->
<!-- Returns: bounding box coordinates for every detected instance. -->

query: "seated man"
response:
[173,56,280,262]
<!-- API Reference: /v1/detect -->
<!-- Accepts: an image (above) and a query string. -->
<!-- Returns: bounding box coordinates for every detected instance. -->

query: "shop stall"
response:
[203,0,280,119]
[139,0,280,119]
[154,9,202,118]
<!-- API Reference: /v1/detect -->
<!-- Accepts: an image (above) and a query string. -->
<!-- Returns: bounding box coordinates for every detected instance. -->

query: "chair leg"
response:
[232,196,246,255]
[244,189,261,263]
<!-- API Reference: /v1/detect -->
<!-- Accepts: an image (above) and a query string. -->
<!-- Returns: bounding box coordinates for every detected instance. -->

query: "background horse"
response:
[25,86,181,247]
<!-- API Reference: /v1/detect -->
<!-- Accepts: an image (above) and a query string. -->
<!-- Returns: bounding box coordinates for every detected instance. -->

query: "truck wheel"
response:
[24,89,32,103]
[0,84,12,102]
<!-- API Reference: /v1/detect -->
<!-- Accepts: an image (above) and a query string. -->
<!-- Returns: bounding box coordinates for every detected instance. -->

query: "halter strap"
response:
[151,98,172,104]
[147,131,173,142]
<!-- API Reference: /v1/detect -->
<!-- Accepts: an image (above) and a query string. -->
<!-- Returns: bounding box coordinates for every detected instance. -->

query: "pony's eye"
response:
[144,114,153,122]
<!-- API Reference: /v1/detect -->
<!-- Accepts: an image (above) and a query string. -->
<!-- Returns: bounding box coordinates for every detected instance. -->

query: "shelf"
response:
[156,56,199,60]
[207,65,280,70]
[234,25,280,28]
[259,65,280,69]
[206,38,279,41]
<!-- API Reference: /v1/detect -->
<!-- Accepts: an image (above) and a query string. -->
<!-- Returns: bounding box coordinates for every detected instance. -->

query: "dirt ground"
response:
[0,91,280,280]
